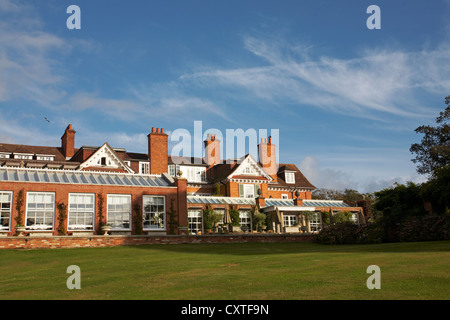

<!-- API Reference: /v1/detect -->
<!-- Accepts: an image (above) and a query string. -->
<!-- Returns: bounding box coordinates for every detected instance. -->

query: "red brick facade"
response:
[0,178,186,237]
[0,124,364,248]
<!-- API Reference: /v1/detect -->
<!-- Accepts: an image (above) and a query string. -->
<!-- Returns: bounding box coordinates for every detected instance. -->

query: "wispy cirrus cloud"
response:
[181,34,450,121]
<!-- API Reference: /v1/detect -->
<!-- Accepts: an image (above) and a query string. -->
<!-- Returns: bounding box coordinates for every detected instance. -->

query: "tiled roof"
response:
[0,143,69,162]
[272,164,316,189]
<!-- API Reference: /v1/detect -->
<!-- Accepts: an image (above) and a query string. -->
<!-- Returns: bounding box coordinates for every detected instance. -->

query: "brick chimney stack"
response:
[148,127,168,175]
[204,134,221,166]
[258,136,277,181]
[61,124,76,160]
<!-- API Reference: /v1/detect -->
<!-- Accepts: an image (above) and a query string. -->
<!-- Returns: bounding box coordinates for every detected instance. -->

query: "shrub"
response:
[316,221,385,245]
[316,222,359,245]
[252,211,267,232]
[229,209,240,227]
[397,215,450,242]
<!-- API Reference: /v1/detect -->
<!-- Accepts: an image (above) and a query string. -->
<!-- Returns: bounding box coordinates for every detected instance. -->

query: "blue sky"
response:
[1,0,449,193]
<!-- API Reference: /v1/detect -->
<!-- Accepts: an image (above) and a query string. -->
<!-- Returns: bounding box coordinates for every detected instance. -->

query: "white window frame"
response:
[107,194,132,230]
[0,191,13,231]
[36,154,55,161]
[25,192,55,230]
[285,172,295,184]
[139,161,150,174]
[243,184,255,198]
[281,194,289,199]
[309,212,322,232]
[188,210,203,235]
[180,166,207,183]
[142,195,166,231]
[14,153,33,160]
[68,193,95,231]
[238,209,252,231]
[0,153,10,159]
[283,214,297,227]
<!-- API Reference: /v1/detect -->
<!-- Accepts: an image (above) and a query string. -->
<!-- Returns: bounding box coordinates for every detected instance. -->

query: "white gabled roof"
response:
[226,154,273,182]
[79,142,134,173]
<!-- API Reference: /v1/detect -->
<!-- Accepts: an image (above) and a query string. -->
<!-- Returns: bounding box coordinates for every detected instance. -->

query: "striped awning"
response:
[0,167,173,187]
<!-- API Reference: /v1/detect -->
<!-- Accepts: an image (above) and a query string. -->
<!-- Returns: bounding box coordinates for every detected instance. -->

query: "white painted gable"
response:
[79,143,134,173]
[228,154,272,181]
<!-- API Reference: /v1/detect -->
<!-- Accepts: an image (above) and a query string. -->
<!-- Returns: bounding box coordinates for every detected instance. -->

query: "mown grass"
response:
[0,241,449,300]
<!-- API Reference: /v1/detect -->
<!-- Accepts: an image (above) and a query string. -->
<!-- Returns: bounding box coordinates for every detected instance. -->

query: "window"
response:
[188,210,202,235]
[26,192,55,230]
[68,193,95,231]
[14,153,33,160]
[101,157,107,166]
[169,164,177,177]
[309,212,322,232]
[0,153,10,159]
[143,195,165,230]
[107,194,131,230]
[285,172,295,184]
[140,162,150,174]
[36,155,55,161]
[239,210,252,231]
[243,165,256,175]
[283,214,297,227]
[281,194,289,199]
[180,166,207,182]
[0,191,12,231]
[243,184,255,198]
[350,212,359,225]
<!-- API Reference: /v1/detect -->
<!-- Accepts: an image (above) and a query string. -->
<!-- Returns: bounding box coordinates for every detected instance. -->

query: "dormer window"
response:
[285,172,295,184]
[101,157,107,166]
[139,162,150,174]
[13,153,33,160]
[36,154,55,161]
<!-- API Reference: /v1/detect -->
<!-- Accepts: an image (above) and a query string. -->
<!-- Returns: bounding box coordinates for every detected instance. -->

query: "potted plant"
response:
[229,209,241,232]
[101,224,111,235]
[15,225,26,237]
[252,210,267,232]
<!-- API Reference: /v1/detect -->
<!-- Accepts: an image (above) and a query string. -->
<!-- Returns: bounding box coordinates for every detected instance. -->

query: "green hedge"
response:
[316,215,450,244]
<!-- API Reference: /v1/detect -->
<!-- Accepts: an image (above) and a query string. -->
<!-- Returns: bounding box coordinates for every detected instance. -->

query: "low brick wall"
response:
[0,233,316,250]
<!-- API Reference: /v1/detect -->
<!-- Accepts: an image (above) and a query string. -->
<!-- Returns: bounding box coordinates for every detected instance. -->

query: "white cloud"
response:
[298,155,426,194]
[182,35,450,121]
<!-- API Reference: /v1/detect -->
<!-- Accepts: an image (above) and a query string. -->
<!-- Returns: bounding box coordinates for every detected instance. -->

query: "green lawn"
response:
[0,241,449,300]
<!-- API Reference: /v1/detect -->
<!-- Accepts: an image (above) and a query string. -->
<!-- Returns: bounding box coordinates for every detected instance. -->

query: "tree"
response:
[410,96,450,175]
[420,165,450,215]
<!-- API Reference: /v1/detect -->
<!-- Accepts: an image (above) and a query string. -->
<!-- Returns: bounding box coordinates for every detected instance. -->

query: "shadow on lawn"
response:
[130,239,450,256]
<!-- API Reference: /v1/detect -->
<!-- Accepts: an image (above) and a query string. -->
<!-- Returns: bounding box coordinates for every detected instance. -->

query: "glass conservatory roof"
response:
[0,167,173,187]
